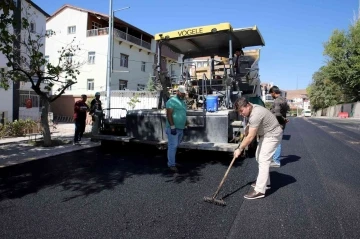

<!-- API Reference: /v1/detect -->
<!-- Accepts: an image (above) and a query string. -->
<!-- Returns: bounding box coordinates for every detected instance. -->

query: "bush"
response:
[0,119,38,138]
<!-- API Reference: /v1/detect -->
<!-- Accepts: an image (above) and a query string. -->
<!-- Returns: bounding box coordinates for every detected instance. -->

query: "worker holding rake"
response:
[233,97,283,199]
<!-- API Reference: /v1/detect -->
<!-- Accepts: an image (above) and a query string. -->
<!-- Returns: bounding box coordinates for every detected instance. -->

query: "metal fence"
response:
[19,91,40,108]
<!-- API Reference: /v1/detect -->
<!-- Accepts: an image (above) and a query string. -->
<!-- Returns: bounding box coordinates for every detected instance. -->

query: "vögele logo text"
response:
[177,28,203,37]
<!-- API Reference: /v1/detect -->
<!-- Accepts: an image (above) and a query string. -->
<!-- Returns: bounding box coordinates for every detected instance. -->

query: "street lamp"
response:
[106,0,130,117]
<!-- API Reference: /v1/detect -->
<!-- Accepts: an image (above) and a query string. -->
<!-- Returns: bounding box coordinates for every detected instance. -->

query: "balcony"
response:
[87,27,151,50]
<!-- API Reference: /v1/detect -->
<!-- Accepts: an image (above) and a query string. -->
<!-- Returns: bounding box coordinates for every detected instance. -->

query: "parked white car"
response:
[303,110,312,117]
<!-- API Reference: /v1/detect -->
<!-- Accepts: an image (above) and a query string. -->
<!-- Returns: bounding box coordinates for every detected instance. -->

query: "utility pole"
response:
[12,0,21,121]
[105,0,129,118]
[105,0,113,118]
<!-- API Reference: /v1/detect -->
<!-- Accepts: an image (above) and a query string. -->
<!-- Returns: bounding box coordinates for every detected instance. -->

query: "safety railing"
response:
[86,27,151,50]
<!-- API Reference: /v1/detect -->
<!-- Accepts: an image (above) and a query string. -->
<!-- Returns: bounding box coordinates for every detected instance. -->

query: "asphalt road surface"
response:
[0,117,359,239]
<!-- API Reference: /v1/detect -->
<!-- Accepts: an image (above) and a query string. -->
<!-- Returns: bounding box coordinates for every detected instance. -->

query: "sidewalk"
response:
[0,123,99,168]
[0,123,92,145]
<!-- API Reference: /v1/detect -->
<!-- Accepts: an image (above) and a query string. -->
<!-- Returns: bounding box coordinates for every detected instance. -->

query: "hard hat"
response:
[95,92,100,96]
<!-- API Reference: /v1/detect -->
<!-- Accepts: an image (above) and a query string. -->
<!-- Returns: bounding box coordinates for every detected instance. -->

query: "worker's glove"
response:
[170,126,177,135]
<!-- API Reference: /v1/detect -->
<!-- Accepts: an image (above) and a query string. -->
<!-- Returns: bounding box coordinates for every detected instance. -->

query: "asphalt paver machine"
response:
[95,22,266,153]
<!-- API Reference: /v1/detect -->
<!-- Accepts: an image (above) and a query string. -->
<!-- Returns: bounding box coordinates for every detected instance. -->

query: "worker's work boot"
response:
[270,162,281,168]
[168,166,178,173]
[244,189,265,200]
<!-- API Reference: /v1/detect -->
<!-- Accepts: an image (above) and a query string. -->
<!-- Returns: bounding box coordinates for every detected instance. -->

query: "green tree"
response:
[0,3,84,146]
[146,73,156,91]
[127,93,141,109]
[264,102,272,110]
[322,21,360,102]
[307,66,345,111]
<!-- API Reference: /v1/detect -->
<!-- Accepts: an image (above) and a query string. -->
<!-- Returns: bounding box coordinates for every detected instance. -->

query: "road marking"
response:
[348,141,360,145]
[308,120,360,154]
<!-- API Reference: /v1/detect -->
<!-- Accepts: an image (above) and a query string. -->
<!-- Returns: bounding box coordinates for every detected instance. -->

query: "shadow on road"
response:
[0,143,244,202]
[282,135,291,140]
[266,171,297,196]
[221,181,253,200]
[281,154,301,166]
[222,171,297,200]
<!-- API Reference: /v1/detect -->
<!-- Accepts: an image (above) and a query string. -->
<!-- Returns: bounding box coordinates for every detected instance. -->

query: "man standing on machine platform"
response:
[233,48,244,75]
[233,97,283,199]
[165,85,188,173]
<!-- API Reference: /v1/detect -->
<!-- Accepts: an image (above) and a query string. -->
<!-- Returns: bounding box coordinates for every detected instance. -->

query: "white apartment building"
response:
[0,0,49,122]
[45,5,181,96]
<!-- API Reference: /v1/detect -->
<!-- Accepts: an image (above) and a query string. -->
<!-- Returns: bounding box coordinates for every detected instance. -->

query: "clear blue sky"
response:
[34,0,359,90]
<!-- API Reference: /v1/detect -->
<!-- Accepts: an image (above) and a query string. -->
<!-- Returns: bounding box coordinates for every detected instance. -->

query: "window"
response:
[20,56,28,67]
[68,26,76,34]
[265,95,273,101]
[88,52,95,64]
[44,56,49,70]
[91,21,102,29]
[137,84,145,91]
[0,68,7,88]
[32,77,39,85]
[87,79,94,90]
[46,29,53,36]
[19,91,40,107]
[29,59,34,69]
[120,53,128,68]
[30,22,36,33]
[141,62,146,72]
[65,54,73,64]
[119,80,127,90]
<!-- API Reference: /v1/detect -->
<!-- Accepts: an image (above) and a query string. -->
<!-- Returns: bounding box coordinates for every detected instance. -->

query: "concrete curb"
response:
[0,133,75,146]
[0,143,100,168]
[311,116,360,120]
[0,139,31,146]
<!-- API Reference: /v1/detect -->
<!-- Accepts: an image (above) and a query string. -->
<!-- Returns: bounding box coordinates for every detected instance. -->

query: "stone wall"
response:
[315,101,360,118]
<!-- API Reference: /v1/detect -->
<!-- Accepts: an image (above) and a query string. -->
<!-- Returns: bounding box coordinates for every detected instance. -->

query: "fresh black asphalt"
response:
[0,117,359,238]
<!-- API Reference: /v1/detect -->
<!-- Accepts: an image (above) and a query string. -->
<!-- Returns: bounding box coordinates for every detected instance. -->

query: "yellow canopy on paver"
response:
[154,22,265,59]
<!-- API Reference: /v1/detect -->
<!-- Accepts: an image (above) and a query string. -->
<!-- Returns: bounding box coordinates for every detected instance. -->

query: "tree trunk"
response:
[41,98,52,146]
